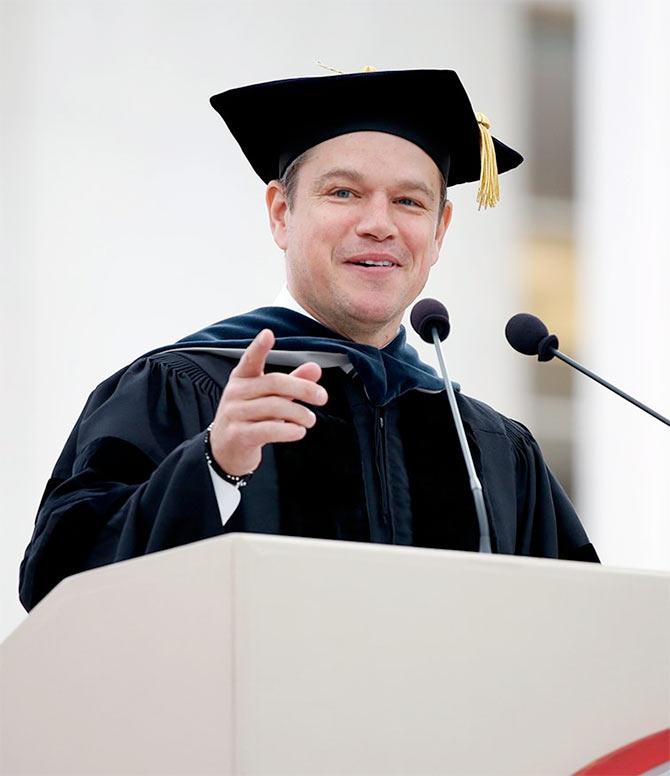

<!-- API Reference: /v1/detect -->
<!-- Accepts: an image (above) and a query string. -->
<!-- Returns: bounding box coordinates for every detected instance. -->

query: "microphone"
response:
[411,299,492,554]
[505,313,670,427]
[410,298,451,342]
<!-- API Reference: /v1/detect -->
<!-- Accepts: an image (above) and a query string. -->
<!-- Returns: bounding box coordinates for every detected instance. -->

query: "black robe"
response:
[19,309,598,611]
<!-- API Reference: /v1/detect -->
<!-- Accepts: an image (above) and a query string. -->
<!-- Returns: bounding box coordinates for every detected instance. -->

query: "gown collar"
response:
[152,305,445,406]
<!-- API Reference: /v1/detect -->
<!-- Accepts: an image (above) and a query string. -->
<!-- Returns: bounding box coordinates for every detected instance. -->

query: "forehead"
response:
[301,131,442,188]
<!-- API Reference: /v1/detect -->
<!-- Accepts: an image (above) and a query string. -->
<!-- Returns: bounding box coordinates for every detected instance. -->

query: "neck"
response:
[297,299,400,349]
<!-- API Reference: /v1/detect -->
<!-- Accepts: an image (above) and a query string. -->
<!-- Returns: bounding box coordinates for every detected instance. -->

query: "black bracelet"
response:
[204,423,254,489]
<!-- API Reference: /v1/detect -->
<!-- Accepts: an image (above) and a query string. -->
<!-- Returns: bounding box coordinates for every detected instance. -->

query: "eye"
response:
[396,197,420,207]
[332,189,353,199]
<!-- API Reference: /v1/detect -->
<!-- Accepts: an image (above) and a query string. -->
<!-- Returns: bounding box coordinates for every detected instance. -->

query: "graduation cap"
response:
[210,68,523,209]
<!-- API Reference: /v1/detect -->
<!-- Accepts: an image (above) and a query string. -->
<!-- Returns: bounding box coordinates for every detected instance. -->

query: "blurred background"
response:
[2,0,668,641]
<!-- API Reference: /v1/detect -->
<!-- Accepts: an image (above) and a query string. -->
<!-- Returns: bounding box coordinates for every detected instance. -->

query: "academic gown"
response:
[19,308,598,611]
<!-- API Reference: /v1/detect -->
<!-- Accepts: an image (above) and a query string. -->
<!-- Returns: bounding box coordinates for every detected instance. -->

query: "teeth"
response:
[358,260,393,266]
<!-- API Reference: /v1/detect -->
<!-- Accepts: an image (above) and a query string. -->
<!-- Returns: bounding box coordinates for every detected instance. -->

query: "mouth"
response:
[344,253,401,269]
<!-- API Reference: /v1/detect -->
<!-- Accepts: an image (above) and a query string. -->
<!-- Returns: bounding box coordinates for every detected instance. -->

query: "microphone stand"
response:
[432,327,492,554]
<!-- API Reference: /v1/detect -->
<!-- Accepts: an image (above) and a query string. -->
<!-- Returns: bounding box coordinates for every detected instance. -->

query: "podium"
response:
[2,533,669,774]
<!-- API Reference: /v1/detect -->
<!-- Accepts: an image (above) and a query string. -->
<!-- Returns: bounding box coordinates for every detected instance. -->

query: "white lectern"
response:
[2,534,669,774]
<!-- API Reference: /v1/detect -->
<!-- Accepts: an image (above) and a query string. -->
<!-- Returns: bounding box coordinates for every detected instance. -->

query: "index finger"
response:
[232,329,275,378]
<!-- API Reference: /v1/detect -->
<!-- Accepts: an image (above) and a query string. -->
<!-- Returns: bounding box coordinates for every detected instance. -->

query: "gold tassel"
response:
[475,112,500,210]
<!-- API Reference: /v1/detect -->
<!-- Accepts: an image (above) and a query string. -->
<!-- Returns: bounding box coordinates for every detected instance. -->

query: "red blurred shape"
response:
[574,728,670,775]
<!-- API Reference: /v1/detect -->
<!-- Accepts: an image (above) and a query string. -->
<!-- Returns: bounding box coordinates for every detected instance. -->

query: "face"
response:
[266,131,452,347]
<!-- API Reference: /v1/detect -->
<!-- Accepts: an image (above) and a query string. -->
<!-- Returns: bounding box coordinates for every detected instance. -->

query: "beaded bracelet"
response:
[204,423,254,489]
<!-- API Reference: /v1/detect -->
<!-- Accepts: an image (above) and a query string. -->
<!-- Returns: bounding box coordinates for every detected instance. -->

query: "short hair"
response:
[278,149,313,211]
[278,147,448,217]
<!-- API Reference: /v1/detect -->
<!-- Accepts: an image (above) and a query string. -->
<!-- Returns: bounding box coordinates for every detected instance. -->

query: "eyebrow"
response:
[312,167,436,203]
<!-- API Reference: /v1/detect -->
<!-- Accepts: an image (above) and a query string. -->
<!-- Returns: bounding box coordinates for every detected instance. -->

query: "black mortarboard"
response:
[210,68,523,208]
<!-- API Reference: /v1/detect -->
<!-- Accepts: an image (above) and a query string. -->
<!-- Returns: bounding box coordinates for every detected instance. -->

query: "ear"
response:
[266,181,290,250]
[432,200,453,265]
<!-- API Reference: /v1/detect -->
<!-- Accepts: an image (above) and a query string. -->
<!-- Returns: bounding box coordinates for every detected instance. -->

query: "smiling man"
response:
[267,131,451,348]
[19,69,598,611]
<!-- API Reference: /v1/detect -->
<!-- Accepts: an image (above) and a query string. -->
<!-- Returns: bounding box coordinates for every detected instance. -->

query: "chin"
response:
[345,297,400,327]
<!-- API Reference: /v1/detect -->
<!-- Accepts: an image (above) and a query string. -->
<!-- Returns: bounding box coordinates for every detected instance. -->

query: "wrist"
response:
[204,424,255,489]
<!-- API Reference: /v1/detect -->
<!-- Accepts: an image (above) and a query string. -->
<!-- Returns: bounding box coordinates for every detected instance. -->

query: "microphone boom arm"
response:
[551,348,670,427]
[432,327,492,553]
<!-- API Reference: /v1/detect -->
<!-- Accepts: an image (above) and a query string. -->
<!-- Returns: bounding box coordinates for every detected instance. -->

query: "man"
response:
[19,69,598,611]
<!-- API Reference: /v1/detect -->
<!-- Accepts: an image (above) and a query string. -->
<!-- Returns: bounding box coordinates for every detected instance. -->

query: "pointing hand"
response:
[209,329,328,476]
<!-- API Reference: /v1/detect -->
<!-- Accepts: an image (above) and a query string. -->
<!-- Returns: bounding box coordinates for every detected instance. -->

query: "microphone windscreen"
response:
[505,313,549,355]
[410,298,451,343]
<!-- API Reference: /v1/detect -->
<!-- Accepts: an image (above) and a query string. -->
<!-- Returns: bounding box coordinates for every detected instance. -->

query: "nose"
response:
[354,194,399,241]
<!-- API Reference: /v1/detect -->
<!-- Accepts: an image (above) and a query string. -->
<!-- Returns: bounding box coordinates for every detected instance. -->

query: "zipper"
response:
[374,407,395,540]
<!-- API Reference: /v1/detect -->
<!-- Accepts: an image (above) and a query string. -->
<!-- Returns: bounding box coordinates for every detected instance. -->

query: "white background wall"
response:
[2,0,667,644]
[575,0,670,571]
